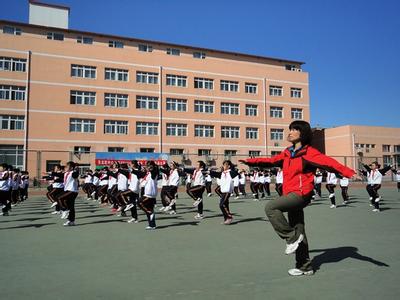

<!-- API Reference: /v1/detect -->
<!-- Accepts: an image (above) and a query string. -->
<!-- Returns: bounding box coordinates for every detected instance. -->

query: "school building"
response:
[0,1,309,176]
[313,125,400,170]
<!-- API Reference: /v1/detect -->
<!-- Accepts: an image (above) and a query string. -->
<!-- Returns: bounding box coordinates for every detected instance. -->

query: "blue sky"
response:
[2,0,399,128]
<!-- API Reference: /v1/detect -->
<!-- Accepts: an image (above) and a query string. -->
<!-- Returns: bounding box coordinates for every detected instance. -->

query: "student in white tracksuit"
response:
[392,167,400,192]
[58,161,79,226]
[339,177,349,204]
[208,160,239,225]
[326,172,338,208]
[131,161,159,229]
[360,162,391,212]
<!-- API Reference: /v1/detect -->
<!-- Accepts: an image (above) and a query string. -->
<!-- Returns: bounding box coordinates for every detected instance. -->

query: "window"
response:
[394,145,400,153]
[271,151,281,156]
[0,115,24,130]
[170,148,184,155]
[77,36,93,44]
[221,103,239,115]
[194,125,214,138]
[136,95,158,109]
[269,85,283,96]
[0,85,26,101]
[167,48,180,56]
[383,155,392,166]
[193,51,206,59]
[382,145,391,152]
[69,118,95,133]
[194,100,214,113]
[108,147,124,152]
[166,123,187,136]
[245,83,257,94]
[0,57,26,72]
[109,40,124,48]
[194,77,214,89]
[104,120,128,135]
[291,108,303,119]
[136,71,158,84]
[249,150,261,157]
[3,26,21,35]
[105,68,128,81]
[138,44,153,52]
[74,146,91,154]
[224,150,237,157]
[70,90,96,106]
[220,80,239,92]
[166,98,187,112]
[246,127,259,139]
[0,145,24,169]
[47,32,64,41]
[270,128,284,140]
[198,149,211,156]
[46,160,61,172]
[270,106,283,118]
[166,74,187,87]
[221,126,240,139]
[136,122,158,135]
[71,64,96,79]
[140,148,154,153]
[104,93,128,108]
[291,88,302,98]
[245,104,258,116]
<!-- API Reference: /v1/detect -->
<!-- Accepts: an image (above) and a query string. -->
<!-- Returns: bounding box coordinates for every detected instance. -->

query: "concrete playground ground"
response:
[1,185,399,300]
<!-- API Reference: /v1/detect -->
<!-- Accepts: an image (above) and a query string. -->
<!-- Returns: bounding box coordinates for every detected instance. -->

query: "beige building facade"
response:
[0,2,310,177]
[313,125,400,170]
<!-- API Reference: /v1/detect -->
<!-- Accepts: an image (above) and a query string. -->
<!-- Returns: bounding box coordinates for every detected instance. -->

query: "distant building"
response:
[313,125,400,170]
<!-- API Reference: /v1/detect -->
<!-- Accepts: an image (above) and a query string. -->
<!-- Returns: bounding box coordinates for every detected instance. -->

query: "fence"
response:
[0,149,398,187]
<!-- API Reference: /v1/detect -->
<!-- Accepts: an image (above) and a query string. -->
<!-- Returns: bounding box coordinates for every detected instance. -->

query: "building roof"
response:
[29,0,70,12]
[0,19,305,66]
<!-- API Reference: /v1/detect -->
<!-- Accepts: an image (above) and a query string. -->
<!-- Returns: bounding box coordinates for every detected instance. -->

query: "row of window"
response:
[0,114,286,140]
[3,26,208,60]
[68,118,269,139]
[382,144,400,153]
[73,145,263,158]
[3,25,303,74]
[0,55,303,97]
[70,64,302,96]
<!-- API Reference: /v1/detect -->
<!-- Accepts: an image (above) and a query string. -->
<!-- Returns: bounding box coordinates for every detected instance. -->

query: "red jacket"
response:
[245,146,355,196]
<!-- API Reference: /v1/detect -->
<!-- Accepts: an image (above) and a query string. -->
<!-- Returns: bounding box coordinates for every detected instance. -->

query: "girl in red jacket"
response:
[240,120,357,276]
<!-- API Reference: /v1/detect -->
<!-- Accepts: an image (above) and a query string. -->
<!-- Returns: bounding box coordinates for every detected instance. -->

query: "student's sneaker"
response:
[235,196,240,200]
[288,268,314,276]
[117,212,127,217]
[329,205,336,209]
[0,212,9,216]
[343,201,348,205]
[207,193,212,197]
[127,218,138,223]
[63,221,75,226]
[193,198,202,207]
[253,198,259,201]
[372,208,380,212]
[375,197,381,203]
[223,218,233,225]
[194,213,203,220]
[145,226,156,230]
[86,197,92,201]
[51,211,61,215]
[111,208,118,213]
[50,202,58,208]
[169,210,177,215]
[158,206,166,212]
[285,234,304,255]
[61,210,70,219]
[369,203,373,207]
[124,204,134,212]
